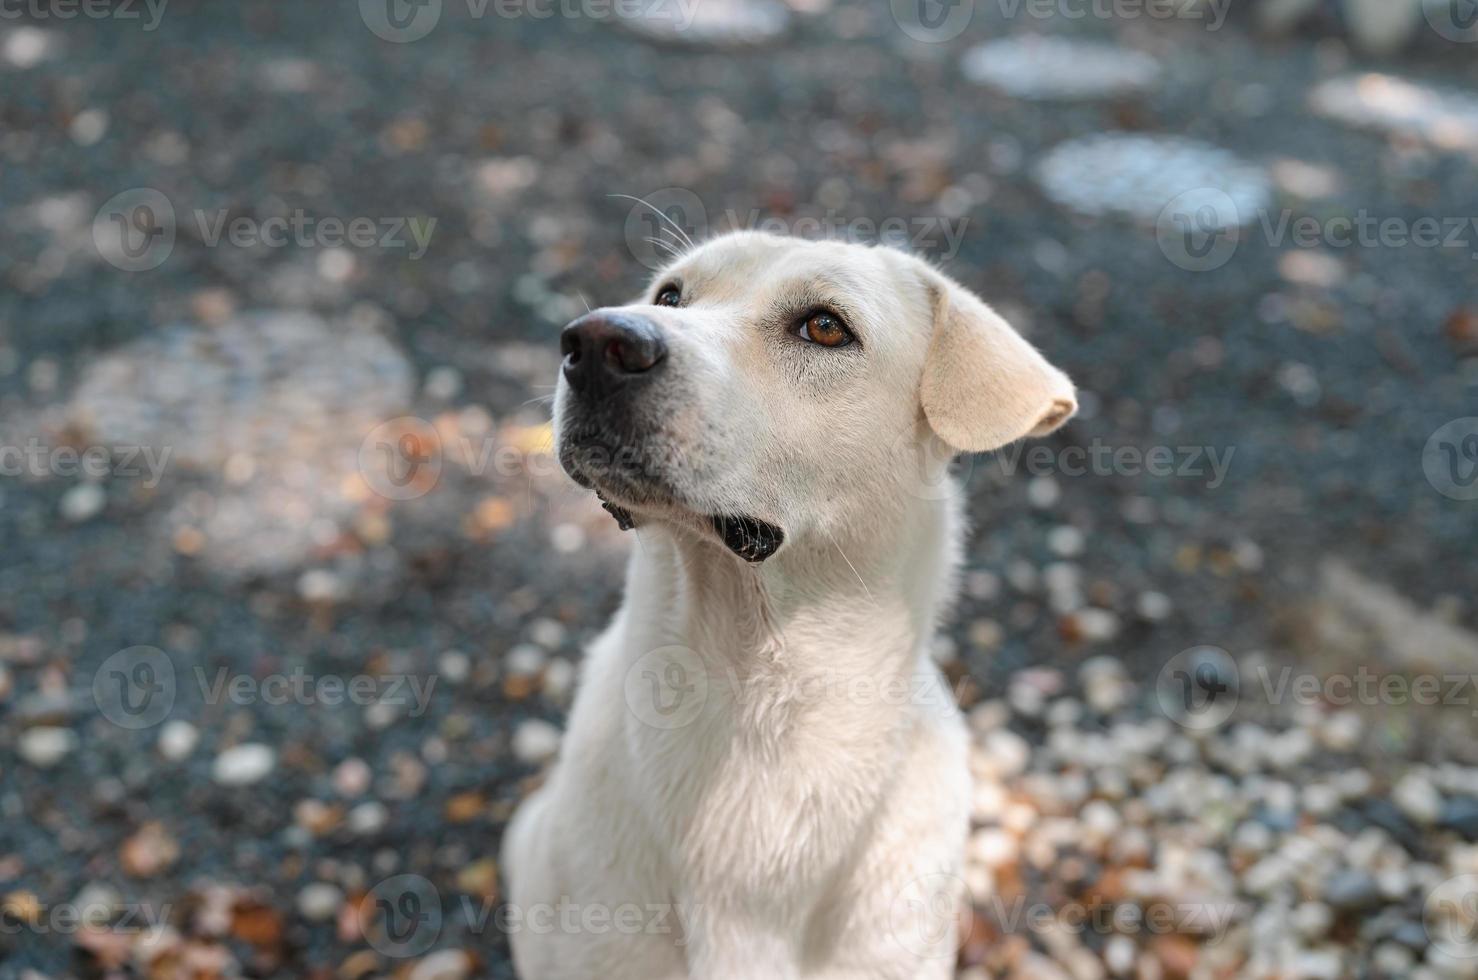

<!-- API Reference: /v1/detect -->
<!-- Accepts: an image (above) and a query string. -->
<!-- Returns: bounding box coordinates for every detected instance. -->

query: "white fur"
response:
[503,232,1076,979]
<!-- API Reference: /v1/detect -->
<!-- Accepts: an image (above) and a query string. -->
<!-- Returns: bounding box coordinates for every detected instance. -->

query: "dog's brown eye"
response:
[798,312,853,348]
[655,286,682,307]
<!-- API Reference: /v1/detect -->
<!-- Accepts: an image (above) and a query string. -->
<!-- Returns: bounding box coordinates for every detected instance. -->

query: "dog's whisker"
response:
[822,527,872,602]
[645,236,683,259]
[610,193,696,251]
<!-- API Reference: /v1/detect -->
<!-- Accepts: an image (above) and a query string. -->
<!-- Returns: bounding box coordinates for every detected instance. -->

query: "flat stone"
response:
[1438,797,1478,841]
[962,37,1159,101]
[1035,134,1270,228]
[1325,868,1383,913]
[212,743,276,786]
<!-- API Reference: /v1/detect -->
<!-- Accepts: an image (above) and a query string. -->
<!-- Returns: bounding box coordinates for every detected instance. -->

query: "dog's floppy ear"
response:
[919,269,1077,453]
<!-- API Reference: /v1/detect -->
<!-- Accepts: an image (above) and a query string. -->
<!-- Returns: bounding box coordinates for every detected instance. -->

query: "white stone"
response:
[347,801,389,835]
[157,720,199,761]
[542,658,576,703]
[961,37,1159,101]
[1136,591,1173,621]
[969,828,1018,869]
[18,727,77,768]
[981,728,1031,778]
[296,882,342,922]
[513,718,562,764]
[1394,772,1443,824]
[60,484,106,523]
[212,743,276,786]
[1035,134,1270,227]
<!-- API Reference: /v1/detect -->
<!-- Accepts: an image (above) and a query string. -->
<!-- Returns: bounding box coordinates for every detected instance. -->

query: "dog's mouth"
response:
[708,514,785,563]
[559,431,784,563]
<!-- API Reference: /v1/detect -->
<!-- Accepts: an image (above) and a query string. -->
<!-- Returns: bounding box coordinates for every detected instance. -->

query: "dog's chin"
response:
[558,438,784,563]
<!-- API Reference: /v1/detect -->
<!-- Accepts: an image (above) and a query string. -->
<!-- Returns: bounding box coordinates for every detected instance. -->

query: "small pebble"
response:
[212,743,276,786]
[407,949,473,980]
[512,718,562,764]
[296,882,342,922]
[1026,476,1061,509]
[18,727,77,768]
[348,801,389,835]
[1393,772,1443,825]
[59,484,106,523]
[157,720,199,761]
[1135,590,1173,621]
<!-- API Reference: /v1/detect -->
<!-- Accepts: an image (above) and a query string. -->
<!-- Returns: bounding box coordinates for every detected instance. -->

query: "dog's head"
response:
[554,231,1076,562]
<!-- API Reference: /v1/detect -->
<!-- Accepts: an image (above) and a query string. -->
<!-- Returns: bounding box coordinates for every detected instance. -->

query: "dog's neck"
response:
[620,490,962,688]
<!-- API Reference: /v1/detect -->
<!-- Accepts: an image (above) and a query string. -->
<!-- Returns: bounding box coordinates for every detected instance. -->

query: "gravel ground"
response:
[1,1,1477,977]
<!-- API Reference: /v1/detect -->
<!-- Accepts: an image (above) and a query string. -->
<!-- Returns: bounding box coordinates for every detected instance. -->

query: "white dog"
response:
[502,230,1076,979]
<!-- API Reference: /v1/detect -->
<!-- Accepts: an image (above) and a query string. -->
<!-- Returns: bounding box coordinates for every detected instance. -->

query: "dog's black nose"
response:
[560,311,667,394]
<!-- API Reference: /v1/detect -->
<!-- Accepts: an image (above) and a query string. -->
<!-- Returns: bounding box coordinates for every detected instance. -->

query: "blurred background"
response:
[2,0,1477,977]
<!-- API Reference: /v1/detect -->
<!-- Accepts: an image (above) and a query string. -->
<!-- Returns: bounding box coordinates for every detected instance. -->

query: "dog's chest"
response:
[625,664,909,892]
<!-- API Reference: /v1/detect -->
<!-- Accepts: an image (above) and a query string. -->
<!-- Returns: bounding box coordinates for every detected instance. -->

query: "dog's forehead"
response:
[662,233,912,307]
